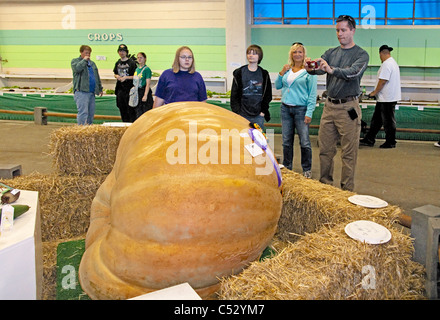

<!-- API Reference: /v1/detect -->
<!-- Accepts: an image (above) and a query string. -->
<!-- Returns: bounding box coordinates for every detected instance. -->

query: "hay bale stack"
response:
[48,125,127,176]
[277,169,402,243]
[0,172,105,241]
[41,239,59,300]
[1,172,101,300]
[220,222,425,300]
[1,124,126,300]
[219,169,425,300]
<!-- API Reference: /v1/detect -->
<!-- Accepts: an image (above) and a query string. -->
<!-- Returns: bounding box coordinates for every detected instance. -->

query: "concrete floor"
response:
[0,119,439,218]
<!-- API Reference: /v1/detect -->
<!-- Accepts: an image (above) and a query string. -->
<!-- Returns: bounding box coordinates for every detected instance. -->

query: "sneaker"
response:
[435,141,440,148]
[379,142,396,149]
[359,138,374,147]
[303,170,312,179]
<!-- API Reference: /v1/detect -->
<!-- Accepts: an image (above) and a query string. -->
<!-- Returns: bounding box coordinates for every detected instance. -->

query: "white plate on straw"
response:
[345,220,392,244]
[348,195,388,208]
[102,122,132,127]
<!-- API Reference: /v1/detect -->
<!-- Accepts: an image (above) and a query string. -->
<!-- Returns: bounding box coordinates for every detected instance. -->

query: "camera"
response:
[306,60,320,69]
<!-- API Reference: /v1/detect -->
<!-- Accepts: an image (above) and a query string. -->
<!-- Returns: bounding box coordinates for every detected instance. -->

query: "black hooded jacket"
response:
[231,65,272,122]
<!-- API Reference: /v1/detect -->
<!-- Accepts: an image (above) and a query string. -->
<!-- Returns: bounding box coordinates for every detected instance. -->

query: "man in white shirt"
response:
[360,45,401,148]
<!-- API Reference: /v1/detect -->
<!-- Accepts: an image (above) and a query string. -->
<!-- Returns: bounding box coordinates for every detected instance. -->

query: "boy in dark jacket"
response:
[113,44,137,122]
[231,44,272,130]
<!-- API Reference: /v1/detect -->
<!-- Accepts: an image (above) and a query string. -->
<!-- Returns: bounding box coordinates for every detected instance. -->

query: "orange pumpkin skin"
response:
[79,102,282,299]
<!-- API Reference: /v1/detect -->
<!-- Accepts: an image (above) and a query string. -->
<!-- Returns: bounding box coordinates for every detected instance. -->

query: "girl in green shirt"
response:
[133,52,154,120]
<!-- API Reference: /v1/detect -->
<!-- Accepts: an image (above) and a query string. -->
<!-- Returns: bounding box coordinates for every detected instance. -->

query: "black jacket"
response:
[113,57,137,93]
[231,65,272,122]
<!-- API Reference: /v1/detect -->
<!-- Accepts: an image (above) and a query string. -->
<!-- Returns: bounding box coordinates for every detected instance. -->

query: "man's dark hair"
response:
[336,15,356,30]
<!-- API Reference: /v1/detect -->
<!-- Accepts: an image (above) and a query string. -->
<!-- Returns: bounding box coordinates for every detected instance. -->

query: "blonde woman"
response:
[153,46,207,108]
[275,43,317,178]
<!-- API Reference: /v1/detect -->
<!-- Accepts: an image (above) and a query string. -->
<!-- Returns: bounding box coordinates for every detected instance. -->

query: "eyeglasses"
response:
[179,55,193,60]
[336,15,356,29]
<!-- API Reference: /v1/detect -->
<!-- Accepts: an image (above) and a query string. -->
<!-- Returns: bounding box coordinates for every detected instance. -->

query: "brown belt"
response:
[327,96,358,104]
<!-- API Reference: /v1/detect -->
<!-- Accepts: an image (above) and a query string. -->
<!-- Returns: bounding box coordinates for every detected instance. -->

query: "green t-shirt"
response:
[134,65,152,88]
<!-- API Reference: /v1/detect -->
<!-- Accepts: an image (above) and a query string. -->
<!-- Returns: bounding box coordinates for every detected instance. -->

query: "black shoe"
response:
[379,143,396,149]
[360,138,374,147]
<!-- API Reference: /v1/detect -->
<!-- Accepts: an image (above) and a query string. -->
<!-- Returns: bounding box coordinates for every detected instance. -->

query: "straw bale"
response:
[48,125,127,176]
[0,172,105,241]
[219,223,426,300]
[219,169,425,300]
[277,169,402,243]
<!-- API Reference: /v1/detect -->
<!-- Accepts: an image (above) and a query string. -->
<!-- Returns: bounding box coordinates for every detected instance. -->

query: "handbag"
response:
[128,66,147,107]
[128,86,138,107]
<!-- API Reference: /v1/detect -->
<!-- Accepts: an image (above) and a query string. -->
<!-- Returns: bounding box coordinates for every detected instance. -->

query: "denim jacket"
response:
[71,56,103,95]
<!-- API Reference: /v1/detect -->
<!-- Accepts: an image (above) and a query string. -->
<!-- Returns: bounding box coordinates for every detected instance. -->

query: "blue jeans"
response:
[242,114,265,131]
[281,104,312,171]
[74,91,95,125]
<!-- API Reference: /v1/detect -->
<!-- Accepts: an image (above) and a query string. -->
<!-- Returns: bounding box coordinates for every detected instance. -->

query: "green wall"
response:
[0,28,226,72]
[1,26,439,78]
[252,27,440,77]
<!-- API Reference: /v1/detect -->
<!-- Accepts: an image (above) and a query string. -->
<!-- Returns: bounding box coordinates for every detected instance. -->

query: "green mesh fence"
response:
[1,93,439,141]
[0,92,119,124]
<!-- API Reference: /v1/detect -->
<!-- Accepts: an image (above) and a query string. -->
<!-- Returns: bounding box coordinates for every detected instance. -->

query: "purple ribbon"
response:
[248,129,282,187]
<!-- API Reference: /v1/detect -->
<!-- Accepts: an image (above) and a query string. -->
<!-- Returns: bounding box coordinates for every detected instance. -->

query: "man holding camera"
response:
[305,15,369,191]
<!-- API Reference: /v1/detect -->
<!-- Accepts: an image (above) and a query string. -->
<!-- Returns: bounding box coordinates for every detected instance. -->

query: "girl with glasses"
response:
[153,46,207,108]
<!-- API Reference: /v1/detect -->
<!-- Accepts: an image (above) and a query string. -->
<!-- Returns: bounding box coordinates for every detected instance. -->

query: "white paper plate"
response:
[345,220,392,244]
[348,195,388,208]
[102,122,132,127]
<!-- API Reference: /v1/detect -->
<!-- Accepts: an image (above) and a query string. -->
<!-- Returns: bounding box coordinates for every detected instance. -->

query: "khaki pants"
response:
[318,99,361,191]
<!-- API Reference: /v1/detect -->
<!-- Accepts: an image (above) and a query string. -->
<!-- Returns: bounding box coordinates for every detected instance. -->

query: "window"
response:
[252,0,440,25]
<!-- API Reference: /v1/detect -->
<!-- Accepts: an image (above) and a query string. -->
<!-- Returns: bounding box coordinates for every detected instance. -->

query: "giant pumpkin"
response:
[78,102,282,299]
